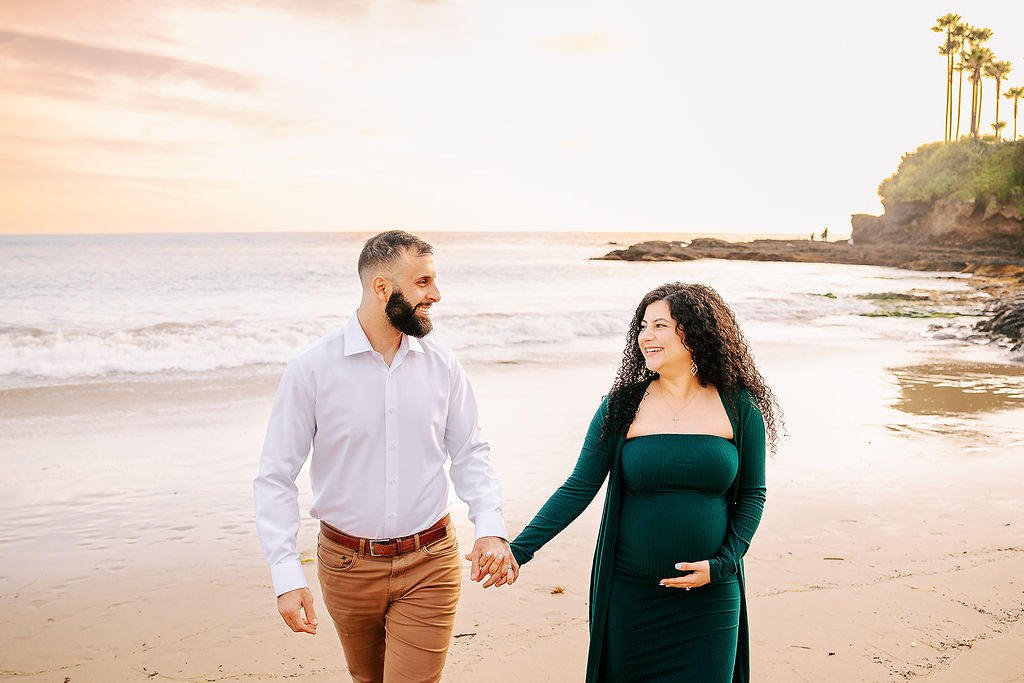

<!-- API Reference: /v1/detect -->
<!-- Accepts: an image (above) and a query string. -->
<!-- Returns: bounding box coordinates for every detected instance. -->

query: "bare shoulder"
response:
[697,384,734,439]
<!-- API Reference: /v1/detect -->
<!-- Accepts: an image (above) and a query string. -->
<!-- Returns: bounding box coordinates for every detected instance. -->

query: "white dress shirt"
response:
[254,312,507,596]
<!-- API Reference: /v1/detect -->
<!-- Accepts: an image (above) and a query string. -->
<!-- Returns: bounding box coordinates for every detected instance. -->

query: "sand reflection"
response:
[890,361,1024,417]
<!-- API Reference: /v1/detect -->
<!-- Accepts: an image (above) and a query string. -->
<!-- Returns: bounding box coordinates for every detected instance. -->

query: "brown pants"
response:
[317,522,462,683]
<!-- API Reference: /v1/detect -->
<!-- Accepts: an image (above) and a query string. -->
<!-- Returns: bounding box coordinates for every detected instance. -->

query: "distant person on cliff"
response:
[509,282,783,682]
[254,230,516,682]
[821,227,829,241]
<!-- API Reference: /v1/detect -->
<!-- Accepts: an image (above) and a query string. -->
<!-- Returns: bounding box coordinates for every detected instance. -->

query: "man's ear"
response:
[372,275,390,301]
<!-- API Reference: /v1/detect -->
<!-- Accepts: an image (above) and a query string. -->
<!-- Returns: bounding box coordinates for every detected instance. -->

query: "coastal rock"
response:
[975,294,1024,352]
[851,196,1024,252]
[849,213,885,244]
[602,240,698,261]
[967,261,1024,279]
[687,238,736,250]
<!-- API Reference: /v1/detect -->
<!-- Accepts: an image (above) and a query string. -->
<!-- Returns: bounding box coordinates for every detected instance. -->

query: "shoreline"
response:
[596,237,1024,353]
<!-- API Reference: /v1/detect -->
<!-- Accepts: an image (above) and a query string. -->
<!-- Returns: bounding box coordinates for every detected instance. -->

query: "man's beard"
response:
[385,287,432,338]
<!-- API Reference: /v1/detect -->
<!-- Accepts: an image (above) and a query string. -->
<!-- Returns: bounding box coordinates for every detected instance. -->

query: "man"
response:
[254,230,518,683]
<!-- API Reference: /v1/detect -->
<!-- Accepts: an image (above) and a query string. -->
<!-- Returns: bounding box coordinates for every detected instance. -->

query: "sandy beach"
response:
[2,327,1023,682]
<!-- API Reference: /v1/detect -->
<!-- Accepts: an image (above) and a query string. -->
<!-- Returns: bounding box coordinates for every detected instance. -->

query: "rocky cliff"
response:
[851,196,1024,252]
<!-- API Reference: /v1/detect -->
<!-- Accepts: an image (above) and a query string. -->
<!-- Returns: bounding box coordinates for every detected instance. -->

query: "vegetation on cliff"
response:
[877,138,1024,208]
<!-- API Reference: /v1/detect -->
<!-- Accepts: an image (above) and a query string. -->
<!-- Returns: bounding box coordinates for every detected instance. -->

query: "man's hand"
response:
[277,587,318,634]
[464,536,519,588]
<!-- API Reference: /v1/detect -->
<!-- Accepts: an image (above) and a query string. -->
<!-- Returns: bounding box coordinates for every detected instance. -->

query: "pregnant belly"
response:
[614,490,729,580]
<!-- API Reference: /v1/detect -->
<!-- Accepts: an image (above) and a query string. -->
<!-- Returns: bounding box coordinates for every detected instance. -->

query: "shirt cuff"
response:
[271,560,309,597]
[509,541,533,566]
[708,555,737,583]
[472,512,508,542]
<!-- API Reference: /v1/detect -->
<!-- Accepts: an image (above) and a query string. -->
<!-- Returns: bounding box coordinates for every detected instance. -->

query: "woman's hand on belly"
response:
[659,560,710,589]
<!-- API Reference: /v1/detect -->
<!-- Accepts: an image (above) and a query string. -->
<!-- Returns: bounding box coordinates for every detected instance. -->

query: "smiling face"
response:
[637,299,691,375]
[384,251,440,337]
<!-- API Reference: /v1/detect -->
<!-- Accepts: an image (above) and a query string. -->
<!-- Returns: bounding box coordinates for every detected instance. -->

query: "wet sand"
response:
[1,339,1023,681]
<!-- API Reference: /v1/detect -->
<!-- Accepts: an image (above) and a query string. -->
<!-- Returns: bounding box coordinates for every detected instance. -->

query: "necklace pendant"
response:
[671,415,679,425]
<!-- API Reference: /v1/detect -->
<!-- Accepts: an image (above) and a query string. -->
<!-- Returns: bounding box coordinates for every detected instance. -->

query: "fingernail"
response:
[497,554,504,561]
[485,552,492,558]
[674,563,683,570]
[312,618,318,625]
[659,581,667,586]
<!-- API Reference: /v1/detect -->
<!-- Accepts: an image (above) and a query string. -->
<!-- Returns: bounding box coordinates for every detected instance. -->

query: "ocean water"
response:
[0,231,1009,391]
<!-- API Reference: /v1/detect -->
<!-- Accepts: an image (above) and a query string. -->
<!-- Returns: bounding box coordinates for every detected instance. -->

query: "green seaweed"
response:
[858,310,982,318]
[858,292,930,301]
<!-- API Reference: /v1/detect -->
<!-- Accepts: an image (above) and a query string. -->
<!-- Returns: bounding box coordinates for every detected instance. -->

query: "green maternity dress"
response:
[510,383,766,683]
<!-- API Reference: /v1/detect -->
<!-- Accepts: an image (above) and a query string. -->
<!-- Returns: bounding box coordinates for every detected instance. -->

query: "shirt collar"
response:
[406,335,424,354]
[342,311,425,357]
[342,313,373,357]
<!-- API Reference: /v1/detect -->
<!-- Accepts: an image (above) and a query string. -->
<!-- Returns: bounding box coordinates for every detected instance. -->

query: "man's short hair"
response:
[357,230,434,280]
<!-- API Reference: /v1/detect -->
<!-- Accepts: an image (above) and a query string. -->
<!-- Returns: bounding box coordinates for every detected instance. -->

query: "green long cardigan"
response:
[510,381,767,682]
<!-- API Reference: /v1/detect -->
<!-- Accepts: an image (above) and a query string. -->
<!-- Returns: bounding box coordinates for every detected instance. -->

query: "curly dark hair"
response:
[601,282,784,453]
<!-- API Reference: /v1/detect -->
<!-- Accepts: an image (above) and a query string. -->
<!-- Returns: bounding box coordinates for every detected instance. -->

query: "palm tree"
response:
[938,40,956,141]
[962,27,993,139]
[991,121,1007,140]
[1005,86,1024,140]
[962,47,993,139]
[932,14,961,141]
[950,23,968,138]
[985,60,1013,140]
[954,61,966,138]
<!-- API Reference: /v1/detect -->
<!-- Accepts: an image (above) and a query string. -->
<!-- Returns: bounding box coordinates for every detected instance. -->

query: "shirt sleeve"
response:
[509,399,612,565]
[708,393,767,582]
[444,357,508,541]
[253,358,317,596]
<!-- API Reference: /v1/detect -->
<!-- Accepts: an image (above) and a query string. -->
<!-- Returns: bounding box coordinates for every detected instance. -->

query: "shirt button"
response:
[387,408,395,414]
[388,513,396,519]
[388,480,396,485]
[388,444,396,450]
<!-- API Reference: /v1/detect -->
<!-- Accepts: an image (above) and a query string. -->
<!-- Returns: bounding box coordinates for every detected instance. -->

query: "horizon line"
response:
[0,227,828,238]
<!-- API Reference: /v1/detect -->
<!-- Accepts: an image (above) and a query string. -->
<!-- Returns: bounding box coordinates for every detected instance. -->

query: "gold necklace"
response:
[655,382,700,426]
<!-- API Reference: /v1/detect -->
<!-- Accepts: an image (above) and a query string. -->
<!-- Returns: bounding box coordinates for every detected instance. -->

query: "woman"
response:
[509,282,782,682]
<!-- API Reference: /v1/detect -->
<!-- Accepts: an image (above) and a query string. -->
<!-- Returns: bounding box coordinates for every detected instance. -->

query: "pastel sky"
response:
[2,1,1023,234]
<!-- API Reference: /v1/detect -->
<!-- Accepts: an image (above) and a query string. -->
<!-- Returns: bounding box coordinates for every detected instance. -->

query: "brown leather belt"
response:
[319,514,451,557]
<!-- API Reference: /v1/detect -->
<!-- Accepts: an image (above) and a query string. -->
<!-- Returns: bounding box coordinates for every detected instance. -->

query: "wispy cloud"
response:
[0,132,210,157]
[213,0,373,19]
[193,0,445,21]
[0,30,260,93]
[0,157,228,187]
[0,73,314,142]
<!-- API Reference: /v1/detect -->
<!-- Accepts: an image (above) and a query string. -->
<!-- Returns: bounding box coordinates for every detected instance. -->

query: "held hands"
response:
[278,587,319,634]
[464,536,520,588]
[659,560,711,590]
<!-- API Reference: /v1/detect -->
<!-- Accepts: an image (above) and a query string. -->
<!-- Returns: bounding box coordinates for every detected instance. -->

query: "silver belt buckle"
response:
[368,538,391,556]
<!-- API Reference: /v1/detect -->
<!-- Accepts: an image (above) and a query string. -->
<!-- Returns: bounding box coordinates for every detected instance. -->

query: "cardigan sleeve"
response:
[708,393,767,582]
[509,399,613,565]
